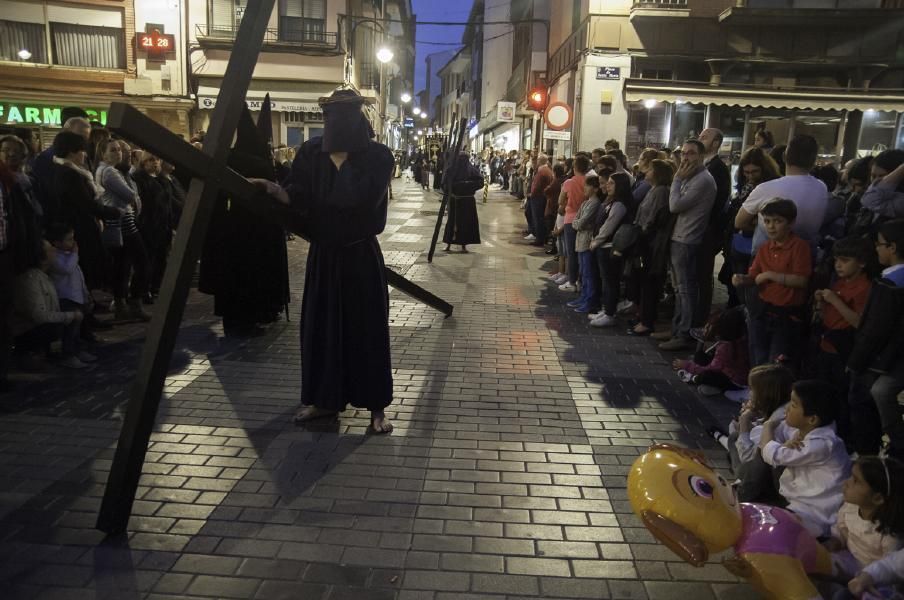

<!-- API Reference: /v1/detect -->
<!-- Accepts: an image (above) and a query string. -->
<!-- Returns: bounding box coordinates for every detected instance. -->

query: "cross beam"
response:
[96,0,450,535]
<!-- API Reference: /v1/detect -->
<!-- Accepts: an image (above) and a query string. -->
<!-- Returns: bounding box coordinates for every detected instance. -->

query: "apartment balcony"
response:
[194,21,341,56]
[630,0,691,21]
[719,0,900,24]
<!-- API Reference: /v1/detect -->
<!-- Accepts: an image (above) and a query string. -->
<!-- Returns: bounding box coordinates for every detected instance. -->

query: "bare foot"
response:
[293,405,337,423]
[370,411,394,434]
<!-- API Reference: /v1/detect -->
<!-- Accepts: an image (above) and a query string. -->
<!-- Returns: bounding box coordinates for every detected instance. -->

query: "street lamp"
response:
[400,92,412,104]
[17,48,31,60]
[376,46,393,64]
[413,107,421,116]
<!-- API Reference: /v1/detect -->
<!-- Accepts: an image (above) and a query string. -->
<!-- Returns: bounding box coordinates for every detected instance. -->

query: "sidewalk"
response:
[0,179,756,600]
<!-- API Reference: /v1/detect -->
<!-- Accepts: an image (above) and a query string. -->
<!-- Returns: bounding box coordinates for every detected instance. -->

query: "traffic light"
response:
[528,86,548,112]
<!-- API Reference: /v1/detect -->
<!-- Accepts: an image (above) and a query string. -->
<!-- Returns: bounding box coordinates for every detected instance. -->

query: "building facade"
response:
[545,0,904,163]
[189,0,413,149]
[1,0,193,145]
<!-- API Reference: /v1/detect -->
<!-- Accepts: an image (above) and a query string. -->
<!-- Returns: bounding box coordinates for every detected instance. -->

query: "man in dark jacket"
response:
[694,127,731,326]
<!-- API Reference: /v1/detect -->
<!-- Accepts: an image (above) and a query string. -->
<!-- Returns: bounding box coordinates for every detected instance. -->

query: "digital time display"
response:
[138,31,175,60]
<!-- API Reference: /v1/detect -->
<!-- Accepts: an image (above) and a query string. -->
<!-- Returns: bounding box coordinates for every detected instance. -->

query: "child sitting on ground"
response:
[820,456,904,599]
[673,307,749,397]
[9,240,88,370]
[709,363,793,504]
[760,379,851,538]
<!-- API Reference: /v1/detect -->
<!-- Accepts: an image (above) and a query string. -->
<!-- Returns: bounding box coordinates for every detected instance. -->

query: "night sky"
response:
[411,0,470,93]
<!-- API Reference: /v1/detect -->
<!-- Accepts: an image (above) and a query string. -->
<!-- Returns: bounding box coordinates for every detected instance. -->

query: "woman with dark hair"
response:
[629,159,674,336]
[754,129,774,152]
[722,147,782,306]
[52,130,122,292]
[861,148,904,220]
[769,144,787,176]
[589,172,632,327]
[443,152,483,252]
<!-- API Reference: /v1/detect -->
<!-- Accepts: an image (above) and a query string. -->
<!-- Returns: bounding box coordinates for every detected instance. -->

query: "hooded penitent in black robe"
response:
[442,153,483,246]
[285,90,394,412]
[198,108,290,334]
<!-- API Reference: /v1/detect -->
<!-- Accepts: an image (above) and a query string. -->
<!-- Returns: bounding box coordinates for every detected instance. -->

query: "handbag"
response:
[611,223,642,257]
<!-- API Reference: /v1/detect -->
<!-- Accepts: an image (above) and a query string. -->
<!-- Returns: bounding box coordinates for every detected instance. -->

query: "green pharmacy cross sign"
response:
[0,102,108,127]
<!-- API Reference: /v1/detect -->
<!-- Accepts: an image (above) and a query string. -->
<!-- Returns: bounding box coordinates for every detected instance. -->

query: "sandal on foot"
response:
[293,406,337,424]
[369,412,394,434]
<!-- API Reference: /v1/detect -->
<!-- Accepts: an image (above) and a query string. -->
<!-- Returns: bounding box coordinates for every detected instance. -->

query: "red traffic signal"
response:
[528,86,548,112]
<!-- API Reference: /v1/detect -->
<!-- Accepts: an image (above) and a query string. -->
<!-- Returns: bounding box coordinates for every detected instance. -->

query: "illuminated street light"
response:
[400,92,412,103]
[376,46,394,64]
[413,107,422,116]
[417,129,423,135]
[18,49,32,60]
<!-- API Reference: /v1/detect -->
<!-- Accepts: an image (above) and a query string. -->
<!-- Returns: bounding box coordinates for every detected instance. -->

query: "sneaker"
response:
[698,384,723,396]
[566,299,584,308]
[547,272,562,280]
[554,274,569,285]
[77,351,97,363]
[588,311,604,320]
[558,282,576,292]
[590,314,617,327]
[677,369,694,383]
[689,327,708,343]
[616,300,634,314]
[524,234,536,241]
[659,338,690,351]
[59,356,87,369]
[724,388,751,404]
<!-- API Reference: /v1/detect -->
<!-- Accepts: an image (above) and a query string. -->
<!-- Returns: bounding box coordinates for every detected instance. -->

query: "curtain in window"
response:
[210,0,247,34]
[0,20,47,63]
[51,22,124,69]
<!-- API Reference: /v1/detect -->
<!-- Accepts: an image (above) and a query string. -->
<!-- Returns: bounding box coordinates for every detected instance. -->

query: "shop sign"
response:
[0,102,107,126]
[543,129,571,141]
[596,67,620,80]
[403,117,414,128]
[198,96,322,114]
[497,101,516,122]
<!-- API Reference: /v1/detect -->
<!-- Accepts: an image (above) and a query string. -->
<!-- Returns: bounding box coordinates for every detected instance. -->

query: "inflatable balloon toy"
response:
[627,444,832,600]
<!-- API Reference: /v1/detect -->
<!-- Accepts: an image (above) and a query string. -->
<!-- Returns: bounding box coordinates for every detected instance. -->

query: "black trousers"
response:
[528,195,546,245]
[110,233,150,300]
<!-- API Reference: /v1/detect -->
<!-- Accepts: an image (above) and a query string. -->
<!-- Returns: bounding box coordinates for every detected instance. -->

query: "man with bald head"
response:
[694,127,731,326]
[527,154,554,246]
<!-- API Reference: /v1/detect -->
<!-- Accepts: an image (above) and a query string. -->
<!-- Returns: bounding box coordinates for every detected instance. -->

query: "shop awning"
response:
[196,83,326,112]
[624,79,904,112]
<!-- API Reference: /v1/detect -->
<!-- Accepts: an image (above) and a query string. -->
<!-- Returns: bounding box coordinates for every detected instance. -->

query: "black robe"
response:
[198,152,290,326]
[286,137,394,411]
[442,164,483,246]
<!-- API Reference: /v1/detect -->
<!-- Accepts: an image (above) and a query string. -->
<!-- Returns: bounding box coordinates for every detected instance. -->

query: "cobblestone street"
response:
[0,179,758,600]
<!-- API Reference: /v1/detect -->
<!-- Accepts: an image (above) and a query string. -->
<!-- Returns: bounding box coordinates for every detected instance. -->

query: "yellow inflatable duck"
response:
[627,444,833,600]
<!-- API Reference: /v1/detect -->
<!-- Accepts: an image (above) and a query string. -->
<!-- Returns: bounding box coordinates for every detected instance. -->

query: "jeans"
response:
[868,359,904,458]
[110,232,150,300]
[528,195,547,245]
[669,241,700,340]
[577,250,600,311]
[596,247,623,316]
[563,224,578,284]
[748,308,804,367]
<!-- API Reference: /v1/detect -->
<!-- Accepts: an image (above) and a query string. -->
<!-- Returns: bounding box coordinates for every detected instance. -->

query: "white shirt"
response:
[741,175,829,253]
[762,424,851,537]
[832,502,902,573]
[734,404,788,464]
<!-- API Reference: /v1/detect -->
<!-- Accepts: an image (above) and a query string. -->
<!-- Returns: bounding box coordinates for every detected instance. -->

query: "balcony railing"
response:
[632,0,688,6]
[734,0,894,7]
[195,22,338,49]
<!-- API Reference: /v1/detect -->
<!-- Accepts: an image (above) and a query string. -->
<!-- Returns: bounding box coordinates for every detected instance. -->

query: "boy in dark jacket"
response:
[847,219,904,459]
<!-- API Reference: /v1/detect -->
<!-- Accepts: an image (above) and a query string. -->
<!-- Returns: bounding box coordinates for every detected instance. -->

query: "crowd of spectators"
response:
[0,107,186,387]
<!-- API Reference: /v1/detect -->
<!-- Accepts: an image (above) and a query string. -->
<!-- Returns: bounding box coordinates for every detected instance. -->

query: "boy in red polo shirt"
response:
[812,236,873,452]
[732,198,812,367]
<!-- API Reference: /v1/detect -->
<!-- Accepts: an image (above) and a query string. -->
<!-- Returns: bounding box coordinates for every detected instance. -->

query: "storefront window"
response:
[858,110,898,157]
[794,113,842,165]
[670,103,705,150]
[625,102,669,162]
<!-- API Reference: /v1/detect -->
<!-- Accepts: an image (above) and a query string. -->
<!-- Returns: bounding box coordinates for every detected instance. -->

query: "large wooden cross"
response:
[96,0,451,535]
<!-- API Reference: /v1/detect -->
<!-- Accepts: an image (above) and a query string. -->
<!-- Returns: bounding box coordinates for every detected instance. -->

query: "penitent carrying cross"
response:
[95,0,451,535]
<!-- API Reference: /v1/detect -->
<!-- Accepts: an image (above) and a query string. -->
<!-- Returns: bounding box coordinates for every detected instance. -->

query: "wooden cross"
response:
[96,0,451,535]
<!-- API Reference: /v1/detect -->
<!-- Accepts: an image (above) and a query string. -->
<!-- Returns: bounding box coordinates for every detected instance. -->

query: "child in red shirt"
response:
[732,198,812,367]
[811,236,873,453]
